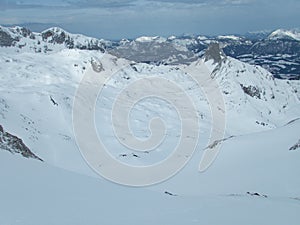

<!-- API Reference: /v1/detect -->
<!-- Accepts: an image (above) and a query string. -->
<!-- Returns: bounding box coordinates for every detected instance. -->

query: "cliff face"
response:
[204,42,226,64]
[0,125,42,161]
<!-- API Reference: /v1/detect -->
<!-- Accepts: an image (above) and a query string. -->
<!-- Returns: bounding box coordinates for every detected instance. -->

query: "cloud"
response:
[0,0,254,10]
[0,0,138,9]
[68,0,137,8]
[0,0,299,39]
[144,0,207,4]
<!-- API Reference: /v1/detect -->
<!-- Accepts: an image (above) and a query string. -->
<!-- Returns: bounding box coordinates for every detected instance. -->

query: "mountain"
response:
[268,29,300,41]
[244,30,272,40]
[0,28,299,166]
[109,35,198,65]
[109,29,300,80]
[0,26,300,225]
[0,25,110,52]
[1,25,300,79]
[222,30,300,80]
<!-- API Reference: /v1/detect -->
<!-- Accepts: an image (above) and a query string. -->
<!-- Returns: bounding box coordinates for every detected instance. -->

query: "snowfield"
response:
[0,119,299,225]
[0,27,300,225]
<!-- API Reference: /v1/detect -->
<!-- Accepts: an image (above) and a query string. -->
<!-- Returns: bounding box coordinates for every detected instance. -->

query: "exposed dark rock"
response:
[0,125,43,161]
[240,84,261,99]
[132,153,140,158]
[19,27,33,38]
[0,29,16,47]
[50,96,58,106]
[247,191,268,198]
[42,29,66,44]
[164,191,177,196]
[91,59,104,72]
[289,139,300,151]
[204,42,226,64]
[42,30,54,41]
[206,136,234,149]
[41,28,105,51]
[65,37,74,49]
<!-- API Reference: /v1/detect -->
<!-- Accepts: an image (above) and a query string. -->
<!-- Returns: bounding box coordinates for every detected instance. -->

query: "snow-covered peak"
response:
[0,25,33,37]
[42,26,68,34]
[217,35,241,41]
[0,25,110,52]
[268,29,300,41]
[41,27,108,51]
[0,25,34,46]
[197,35,208,41]
[135,36,166,43]
[167,35,177,41]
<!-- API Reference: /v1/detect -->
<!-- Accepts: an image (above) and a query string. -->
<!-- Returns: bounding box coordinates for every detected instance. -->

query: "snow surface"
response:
[135,36,167,43]
[217,35,241,41]
[1,119,300,225]
[268,29,300,41]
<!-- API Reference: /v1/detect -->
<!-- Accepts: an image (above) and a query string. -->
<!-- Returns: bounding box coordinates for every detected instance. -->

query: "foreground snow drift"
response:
[1,119,299,225]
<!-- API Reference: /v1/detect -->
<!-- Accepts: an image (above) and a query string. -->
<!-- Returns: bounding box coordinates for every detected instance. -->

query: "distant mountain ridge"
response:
[0,25,109,52]
[0,25,299,79]
[268,29,300,41]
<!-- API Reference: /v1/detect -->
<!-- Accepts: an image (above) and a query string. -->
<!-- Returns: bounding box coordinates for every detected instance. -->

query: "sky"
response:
[0,0,300,39]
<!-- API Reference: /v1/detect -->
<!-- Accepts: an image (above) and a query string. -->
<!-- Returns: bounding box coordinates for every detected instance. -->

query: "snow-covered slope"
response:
[207,56,300,134]
[0,40,299,170]
[1,119,299,225]
[135,36,167,43]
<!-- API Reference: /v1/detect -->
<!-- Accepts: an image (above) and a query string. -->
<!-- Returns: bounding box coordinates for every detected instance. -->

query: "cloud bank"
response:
[1,0,299,39]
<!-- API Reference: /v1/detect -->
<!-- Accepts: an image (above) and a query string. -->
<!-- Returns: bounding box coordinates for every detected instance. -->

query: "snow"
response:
[135,36,166,43]
[197,35,208,41]
[0,30,300,224]
[268,29,300,41]
[0,119,300,225]
[167,35,177,40]
[1,42,299,171]
[218,35,241,41]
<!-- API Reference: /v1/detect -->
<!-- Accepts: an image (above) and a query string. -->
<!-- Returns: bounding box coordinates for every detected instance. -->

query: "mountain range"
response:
[0,25,299,225]
[1,26,300,79]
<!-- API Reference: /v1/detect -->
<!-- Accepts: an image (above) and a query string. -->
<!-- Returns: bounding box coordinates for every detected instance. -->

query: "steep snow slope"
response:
[0,42,299,174]
[208,57,300,134]
[0,48,103,175]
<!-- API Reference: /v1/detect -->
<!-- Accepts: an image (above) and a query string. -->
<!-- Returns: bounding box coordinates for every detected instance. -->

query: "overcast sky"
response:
[0,0,299,39]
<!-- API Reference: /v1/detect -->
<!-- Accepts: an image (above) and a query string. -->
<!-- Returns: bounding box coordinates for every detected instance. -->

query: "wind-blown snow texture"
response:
[0,25,300,225]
